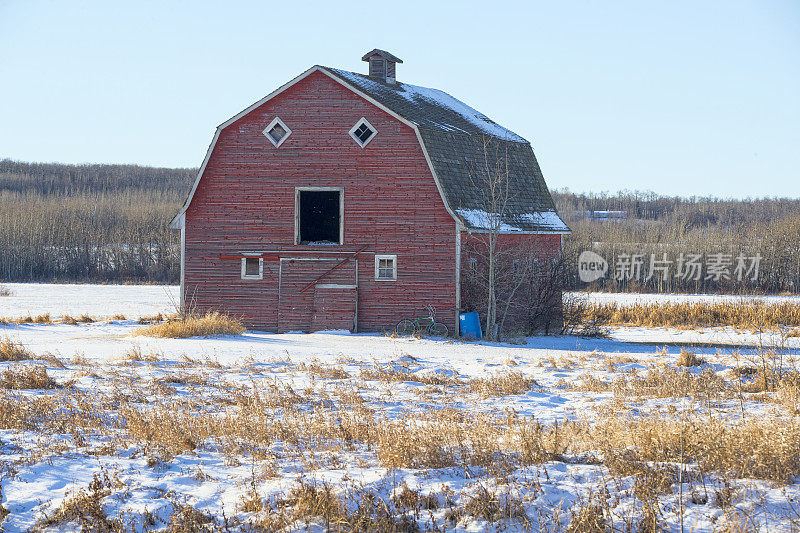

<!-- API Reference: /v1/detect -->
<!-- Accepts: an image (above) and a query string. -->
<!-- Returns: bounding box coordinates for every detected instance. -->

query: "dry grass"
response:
[247,480,422,532]
[0,364,59,389]
[34,313,52,324]
[570,358,800,417]
[360,361,463,386]
[570,364,728,401]
[133,311,245,338]
[1,358,795,486]
[677,349,705,367]
[3,325,799,530]
[32,471,122,532]
[71,353,91,366]
[565,493,608,533]
[297,360,350,380]
[137,313,164,324]
[61,314,79,325]
[0,336,33,361]
[165,503,216,531]
[446,485,528,526]
[585,300,800,330]
[468,371,540,397]
[21,368,792,484]
[77,313,94,323]
[0,313,97,325]
[623,365,726,399]
[564,414,800,484]
[122,345,160,363]
[0,285,12,297]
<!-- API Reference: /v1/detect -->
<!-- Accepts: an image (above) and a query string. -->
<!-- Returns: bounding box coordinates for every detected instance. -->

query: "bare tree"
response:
[464,137,514,340]
[462,137,565,339]
[0,160,191,283]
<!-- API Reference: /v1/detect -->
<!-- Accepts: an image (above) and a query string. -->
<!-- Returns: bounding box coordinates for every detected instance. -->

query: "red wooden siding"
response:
[183,70,457,332]
[311,286,358,332]
[495,233,563,257]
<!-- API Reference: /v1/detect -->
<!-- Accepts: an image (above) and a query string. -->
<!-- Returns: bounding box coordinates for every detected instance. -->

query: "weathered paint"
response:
[183,70,458,332]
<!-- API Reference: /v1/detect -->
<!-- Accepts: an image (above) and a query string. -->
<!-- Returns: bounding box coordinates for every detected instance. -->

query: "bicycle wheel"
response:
[427,322,449,337]
[395,319,417,335]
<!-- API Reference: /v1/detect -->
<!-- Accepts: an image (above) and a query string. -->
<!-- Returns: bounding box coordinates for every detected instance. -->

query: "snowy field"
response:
[0,283,798,531]
[573,291,800,307]
[0,282,178,319]
[1,282,797,322]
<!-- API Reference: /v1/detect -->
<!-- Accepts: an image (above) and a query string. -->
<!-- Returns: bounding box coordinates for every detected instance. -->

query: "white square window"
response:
[349,117,377,148]
[263,117,291,148]
[374,255,397,281]
[241,256,263,280]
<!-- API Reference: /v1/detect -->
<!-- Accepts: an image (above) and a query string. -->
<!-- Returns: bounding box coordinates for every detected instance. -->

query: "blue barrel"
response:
[459,312,482,340]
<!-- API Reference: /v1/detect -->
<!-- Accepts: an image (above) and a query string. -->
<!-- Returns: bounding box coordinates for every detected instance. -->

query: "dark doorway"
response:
[298,190,341,244]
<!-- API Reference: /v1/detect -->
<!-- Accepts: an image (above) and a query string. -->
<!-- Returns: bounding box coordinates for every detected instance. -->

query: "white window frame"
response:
[240,254,264,280]
[348,117,378,148]
[374,255,397,281]
[262,117,292,148]
[294,187,344,245]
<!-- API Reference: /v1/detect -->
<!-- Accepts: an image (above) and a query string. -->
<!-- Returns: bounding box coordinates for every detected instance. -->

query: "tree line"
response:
[0,160,193,283]
[1,159,798,293]
[554,189,800,293]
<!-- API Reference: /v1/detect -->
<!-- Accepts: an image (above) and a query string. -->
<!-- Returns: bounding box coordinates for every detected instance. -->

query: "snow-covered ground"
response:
[572,291,800,307]
[0,284,797,531]
[1,282,796,322]
[0,282,178,319]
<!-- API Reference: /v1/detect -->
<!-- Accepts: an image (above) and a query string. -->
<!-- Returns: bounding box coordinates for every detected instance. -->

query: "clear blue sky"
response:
[1,0,798,198]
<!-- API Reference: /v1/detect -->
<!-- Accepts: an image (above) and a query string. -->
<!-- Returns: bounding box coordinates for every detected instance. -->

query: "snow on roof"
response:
[456,208,570,233]
[327,68,527,142]
[395,83,527,142]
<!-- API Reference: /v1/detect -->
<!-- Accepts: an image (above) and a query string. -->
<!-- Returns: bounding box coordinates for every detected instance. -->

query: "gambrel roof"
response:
[171,66,569,234]
[325,68,568,233]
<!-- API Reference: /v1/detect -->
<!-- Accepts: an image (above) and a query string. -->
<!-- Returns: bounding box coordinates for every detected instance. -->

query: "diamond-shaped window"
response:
[263,117,291,148]
[349,118,377,148]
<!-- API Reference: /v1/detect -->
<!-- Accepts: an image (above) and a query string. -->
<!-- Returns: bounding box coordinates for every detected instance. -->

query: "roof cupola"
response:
[362,49,403,84]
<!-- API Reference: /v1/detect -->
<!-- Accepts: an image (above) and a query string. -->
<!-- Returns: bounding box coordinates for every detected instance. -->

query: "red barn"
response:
[170,50,569,334]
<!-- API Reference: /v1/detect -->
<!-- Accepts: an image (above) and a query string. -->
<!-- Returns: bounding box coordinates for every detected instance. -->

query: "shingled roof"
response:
[324,67,569,233]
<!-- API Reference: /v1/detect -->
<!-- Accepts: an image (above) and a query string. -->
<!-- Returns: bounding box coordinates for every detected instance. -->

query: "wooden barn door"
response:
[277,258,358,332]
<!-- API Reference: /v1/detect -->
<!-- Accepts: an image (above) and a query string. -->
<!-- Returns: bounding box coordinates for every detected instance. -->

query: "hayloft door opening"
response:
[296,188,343,245]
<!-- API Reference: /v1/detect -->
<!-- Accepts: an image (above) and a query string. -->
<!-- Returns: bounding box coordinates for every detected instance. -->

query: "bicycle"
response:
[395,304,449,337]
